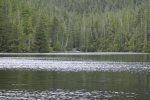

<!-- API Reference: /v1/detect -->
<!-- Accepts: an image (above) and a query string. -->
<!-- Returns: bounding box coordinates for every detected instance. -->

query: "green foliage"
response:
[34,31,49,53]
[34,16,49,53]
[0,0,150,52]
[0,0,12,52]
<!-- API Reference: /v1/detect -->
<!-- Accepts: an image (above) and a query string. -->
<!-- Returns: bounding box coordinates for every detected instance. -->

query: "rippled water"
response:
[0,53,150,100]
[0,89,141,100]
[0,55,149,72]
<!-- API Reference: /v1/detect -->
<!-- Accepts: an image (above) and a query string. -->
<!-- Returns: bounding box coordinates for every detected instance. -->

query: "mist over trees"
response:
[0,0,150,52]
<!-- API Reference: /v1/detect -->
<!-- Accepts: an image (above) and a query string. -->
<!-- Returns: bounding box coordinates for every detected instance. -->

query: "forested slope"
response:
[0,0,150,52]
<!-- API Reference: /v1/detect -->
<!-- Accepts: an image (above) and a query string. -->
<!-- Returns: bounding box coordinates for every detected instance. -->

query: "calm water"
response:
[0,52,150,100]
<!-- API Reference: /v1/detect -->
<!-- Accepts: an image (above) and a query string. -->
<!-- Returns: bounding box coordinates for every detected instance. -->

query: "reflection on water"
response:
[0,89,141,100]
[0,70,150,100]
[0,53,150,99]
[0,57,150,72]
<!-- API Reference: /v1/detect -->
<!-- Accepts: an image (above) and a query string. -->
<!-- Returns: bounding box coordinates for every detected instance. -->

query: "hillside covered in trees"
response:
[0,0,150,52]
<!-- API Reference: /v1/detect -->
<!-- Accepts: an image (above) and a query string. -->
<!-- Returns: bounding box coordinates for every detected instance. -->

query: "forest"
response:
[0,0,150,52]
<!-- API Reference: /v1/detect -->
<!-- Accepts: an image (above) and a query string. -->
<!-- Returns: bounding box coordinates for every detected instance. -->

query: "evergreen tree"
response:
[0,0,11,52]
[0,0,150,53]
[34,16,49,53]
[50,16,62,51]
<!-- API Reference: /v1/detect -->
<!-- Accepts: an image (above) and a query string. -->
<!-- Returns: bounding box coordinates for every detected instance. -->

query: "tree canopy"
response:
[0,0,150,52]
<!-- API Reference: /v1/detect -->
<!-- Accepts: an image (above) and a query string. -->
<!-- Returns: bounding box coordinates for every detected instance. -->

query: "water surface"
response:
[0,53,150,99]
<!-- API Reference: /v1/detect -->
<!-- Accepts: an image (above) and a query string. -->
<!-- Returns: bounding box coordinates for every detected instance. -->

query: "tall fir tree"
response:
[34,16,49,53]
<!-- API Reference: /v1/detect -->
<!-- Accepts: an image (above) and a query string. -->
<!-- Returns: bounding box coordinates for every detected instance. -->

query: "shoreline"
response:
[0,52,150,56]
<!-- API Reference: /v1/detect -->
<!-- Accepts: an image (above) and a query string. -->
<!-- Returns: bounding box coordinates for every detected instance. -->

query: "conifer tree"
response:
[34,16,49,52]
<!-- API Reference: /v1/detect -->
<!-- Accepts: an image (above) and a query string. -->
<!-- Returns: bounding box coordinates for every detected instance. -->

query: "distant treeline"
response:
[0,0,150,52]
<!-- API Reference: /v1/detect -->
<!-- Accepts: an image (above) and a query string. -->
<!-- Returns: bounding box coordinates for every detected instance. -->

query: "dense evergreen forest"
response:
[0,0,150,52]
